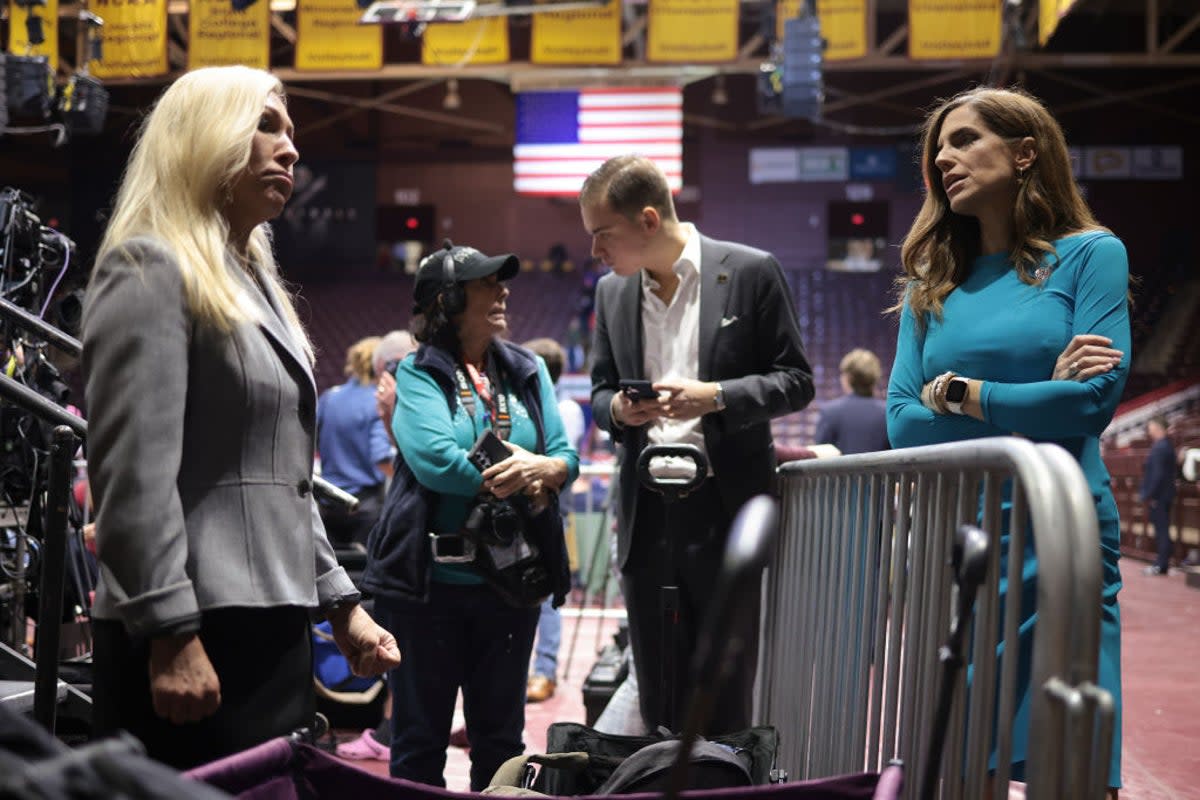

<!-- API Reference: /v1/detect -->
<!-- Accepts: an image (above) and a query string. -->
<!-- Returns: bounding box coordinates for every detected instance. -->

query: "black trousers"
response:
[320,484,385,548]
[92,606,314,770]
[622,484,761,736]
[1151,499,1173,570]
[377,583,539,792]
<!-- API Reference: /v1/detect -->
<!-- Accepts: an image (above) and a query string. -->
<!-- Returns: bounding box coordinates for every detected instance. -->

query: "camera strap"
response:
[455,363,511,440]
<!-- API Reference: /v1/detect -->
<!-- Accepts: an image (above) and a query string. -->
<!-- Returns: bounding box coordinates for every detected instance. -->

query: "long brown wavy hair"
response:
[893,86,1105,330]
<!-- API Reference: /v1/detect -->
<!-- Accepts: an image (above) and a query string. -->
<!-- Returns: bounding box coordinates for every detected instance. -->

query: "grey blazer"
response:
[82,237,358,638]
[589,232,814,568]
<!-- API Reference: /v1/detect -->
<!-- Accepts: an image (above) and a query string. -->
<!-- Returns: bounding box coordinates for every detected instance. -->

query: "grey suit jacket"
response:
[589,232,814,568]
[82,237,358,638]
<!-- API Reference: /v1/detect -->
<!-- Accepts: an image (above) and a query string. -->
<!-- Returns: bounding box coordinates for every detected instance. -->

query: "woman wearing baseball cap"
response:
[361,240,578,790]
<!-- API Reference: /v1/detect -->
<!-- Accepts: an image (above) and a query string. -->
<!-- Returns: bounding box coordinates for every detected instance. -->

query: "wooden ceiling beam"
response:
[298,78,442,135]
[821,69,973,114]
[85,50,1200,89]
[1036,69,1200,126]
[271,12,297,45]
[1160,9,1200,54]
[285,84,506,133]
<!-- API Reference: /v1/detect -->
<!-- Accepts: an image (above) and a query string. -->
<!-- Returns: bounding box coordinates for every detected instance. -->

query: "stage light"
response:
[59,73,109,136]
[711,74,728,107]
[782,14,824,121]
[2,54,54,120]
[443,78,461,111]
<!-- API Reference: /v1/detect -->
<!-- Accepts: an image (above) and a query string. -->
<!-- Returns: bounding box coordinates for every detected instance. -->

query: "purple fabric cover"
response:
[186,742,900,800]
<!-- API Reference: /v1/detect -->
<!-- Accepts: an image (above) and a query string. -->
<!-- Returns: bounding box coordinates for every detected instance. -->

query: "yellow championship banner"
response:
[1039,0,1079,45]
[88,0,168,79]
[7,0,58,72]
[296,0,383,71]
[909,0,1001,59]
[647,0,739,63]
[531,2,621,65]
[422,18,509,65]
[189,0,270,70]
[776,0,865,61]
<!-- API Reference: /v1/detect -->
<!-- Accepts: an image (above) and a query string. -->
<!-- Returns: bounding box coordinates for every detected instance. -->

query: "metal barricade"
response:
[757,437,1113,799]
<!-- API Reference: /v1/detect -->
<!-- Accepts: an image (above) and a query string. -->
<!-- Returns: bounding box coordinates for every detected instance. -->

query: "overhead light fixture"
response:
[780,12,824,121]
[358,0,609,24]
[16,0,47,47]
[443,78,461,111]
[711,74,728,106]
[59,73,109,135]
[2,53,54,120]
[359,0,474,24]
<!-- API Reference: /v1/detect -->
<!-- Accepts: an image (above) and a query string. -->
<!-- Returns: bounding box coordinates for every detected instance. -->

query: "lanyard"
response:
[454,362,511,440]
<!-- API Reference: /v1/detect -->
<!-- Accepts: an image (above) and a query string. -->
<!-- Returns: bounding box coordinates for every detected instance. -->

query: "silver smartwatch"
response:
[945,376,970,415]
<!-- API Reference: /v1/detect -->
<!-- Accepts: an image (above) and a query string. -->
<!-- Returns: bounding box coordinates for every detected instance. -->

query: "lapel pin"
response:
[717,273,729,284]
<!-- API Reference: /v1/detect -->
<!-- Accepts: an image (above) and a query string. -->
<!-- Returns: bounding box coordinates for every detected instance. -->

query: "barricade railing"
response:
[757,437,1112,799]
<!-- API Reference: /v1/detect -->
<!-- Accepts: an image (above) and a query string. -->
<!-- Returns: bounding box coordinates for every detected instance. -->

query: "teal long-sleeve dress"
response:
[886,230,1129,787]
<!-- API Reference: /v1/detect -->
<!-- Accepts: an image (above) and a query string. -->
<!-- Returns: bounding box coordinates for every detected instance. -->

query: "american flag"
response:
[513,87,683,196]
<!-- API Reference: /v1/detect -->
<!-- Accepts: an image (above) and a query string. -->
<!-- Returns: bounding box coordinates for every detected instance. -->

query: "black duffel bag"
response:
[530,722,779,796]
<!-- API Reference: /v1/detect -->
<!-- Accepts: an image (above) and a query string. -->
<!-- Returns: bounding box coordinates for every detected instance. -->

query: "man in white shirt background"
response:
[581,155,813,734]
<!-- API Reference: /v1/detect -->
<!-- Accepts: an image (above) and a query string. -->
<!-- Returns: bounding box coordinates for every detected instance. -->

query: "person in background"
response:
[886,86,1129,795]
[362,242,578,790]
[814,348,890,455]
[582,154,813,735]
[522,337,586,703]
[317,335,394,549]
[373,329,419,449]
[1140,415,1177,576]
[82,66,399,769]
[333,329,421,763]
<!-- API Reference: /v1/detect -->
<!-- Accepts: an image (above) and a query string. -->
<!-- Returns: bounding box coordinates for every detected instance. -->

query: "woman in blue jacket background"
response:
[363,241,578,791]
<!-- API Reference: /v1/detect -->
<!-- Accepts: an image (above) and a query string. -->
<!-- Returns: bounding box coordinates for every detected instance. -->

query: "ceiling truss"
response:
[5,0,1199,136]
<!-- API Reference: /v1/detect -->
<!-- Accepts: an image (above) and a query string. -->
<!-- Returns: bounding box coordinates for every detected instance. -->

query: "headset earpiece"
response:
[436,241,466,316]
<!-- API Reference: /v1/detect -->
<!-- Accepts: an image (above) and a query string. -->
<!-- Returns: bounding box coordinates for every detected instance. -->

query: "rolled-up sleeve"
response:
[311,497,360,609]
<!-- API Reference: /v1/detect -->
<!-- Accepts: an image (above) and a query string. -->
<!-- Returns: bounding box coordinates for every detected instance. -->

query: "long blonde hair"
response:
[97,66,312,359]
[894,86,1103,330]
[344,336,381,384]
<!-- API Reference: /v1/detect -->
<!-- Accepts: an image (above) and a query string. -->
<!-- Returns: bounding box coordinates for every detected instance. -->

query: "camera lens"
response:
[489,505,521,546]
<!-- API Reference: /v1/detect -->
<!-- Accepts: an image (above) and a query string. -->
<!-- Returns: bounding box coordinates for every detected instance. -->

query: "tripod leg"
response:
[564,485,614,681]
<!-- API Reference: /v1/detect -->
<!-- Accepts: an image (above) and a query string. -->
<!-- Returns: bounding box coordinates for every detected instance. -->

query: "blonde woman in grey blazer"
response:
[82,66,399,769]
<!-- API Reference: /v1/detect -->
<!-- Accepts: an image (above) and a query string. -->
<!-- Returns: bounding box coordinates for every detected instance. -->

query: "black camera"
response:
[464,496,523,547]
[0,187,89,652]
[459,494,552,607]
[457,429,554,607]
[1,188,74,315]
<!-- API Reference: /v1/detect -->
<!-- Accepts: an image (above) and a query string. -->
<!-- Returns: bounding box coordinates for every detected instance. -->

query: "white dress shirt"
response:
[641,223,710,476]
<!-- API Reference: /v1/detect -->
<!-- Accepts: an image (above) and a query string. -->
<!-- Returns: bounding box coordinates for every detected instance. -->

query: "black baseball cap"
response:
[413,239,520,313]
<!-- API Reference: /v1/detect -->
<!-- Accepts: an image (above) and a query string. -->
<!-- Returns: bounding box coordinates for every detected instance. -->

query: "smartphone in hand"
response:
[467,429,511,472]
[619,379,657,402]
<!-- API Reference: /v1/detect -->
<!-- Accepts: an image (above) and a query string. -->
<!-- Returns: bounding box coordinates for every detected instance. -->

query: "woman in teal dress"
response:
[886,86,1128,794]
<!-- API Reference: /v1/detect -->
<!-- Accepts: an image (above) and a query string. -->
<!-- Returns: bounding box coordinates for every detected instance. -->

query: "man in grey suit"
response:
[581,155,813,734]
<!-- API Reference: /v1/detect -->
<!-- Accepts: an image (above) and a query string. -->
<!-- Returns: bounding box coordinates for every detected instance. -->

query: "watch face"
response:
[946,379,968,404]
